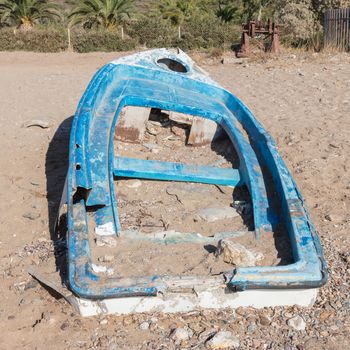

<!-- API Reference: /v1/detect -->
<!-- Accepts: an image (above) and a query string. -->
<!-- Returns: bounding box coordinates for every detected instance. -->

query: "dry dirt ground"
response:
[0,50,349,349]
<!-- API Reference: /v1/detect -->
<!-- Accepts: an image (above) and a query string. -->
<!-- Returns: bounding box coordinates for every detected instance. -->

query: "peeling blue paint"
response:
[66,49,327,299]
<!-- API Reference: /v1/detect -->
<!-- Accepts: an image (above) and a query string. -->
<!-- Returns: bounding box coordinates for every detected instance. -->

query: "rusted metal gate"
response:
[324,8,350,51]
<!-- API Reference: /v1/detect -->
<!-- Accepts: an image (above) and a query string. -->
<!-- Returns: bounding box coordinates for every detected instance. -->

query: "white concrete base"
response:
[72,287,317,317]
[28,266,318,317]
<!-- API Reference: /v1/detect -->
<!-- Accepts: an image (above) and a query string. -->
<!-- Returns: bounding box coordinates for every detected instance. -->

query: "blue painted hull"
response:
[66,49,327,299]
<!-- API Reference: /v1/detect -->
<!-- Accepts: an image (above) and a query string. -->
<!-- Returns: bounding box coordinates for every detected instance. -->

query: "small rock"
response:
[126,180,142,189]
[287,316,306,331]
[211,155,229,167]
[171,327,192,343]
[206,331,240,349]
[22,212,40,220]
[247,322,257,333]
[319,310,333,321]
[143,143,158,151]
[139,321,150,330]
[98,255,114,263]
[259,314,271,326]
[325,214,343,223]
[171,125,187,138]
[95,236,117,247]
[216,240,264,266]
[22,119,51,129]
[91,264,107,273]
[100,319,108,325]
[60,321,69,331]
[195,207,239,223]
[24,279,38,291]
[231,201,252,215]
[146,124,161,136]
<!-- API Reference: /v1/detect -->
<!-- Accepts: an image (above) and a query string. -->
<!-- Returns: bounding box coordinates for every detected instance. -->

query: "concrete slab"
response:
[115,106,150,143]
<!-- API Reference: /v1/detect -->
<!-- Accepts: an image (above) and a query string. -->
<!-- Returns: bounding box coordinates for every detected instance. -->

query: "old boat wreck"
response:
[63,49,326,316]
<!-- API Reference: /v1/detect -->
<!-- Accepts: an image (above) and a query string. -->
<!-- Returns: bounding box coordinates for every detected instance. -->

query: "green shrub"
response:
[0,27,67,52]
[127,15,240,51]
[71,29,137,53]
[127,17,176,48]
[0,17,240,53]
[178,14,240,50]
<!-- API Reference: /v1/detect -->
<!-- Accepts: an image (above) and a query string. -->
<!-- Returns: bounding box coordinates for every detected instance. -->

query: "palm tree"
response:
[156,0,198,39]
[0,0,62,29]
[216,1,239,23]
[68,0,134,30]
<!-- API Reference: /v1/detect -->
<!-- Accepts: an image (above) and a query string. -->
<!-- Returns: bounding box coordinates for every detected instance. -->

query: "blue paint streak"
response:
[114,156,242,186]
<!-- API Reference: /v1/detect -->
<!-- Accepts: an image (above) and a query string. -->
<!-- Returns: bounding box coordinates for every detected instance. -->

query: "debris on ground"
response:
[22,119,52,129]
[194,206,239,223]
[206,330,240,349]
[216,240,264,266]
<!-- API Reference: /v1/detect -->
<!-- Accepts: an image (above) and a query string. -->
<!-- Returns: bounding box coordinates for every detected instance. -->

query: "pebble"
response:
[22,119,51,129]
[98,255,114,263]
[319,310,333,321]
[287,316,306,331]
[60,321,69,331]
[126,180,142,189]
[22,212,40,220]
[231,200,252,215]
[171,125,187,138]
[206,331,240,349]
[24,279,38,290]
[216,240,264,266]
[95,236,117,247]
[194,206,239,223]
[146,124,161,136]
[91,264,114,275]
[325,214,343,223]
[171,327,192,343]
[259,313,271,326]
[139,321,150,330]
[143,143,158,151]
[247,322,257,332]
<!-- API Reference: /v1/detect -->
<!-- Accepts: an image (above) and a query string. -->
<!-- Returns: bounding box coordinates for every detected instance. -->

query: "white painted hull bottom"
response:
[71,288,317,317]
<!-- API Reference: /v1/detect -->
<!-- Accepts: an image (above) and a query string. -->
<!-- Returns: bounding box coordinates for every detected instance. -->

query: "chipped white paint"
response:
[91,264,114,276]
[95,222,116,236]
[72,287,318,317]
[111,48,219,87]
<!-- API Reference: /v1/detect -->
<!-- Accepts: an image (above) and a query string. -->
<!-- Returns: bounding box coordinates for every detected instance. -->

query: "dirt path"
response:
[0,51,349,349]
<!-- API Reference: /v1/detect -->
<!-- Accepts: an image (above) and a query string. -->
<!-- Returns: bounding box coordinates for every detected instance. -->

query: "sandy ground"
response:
[0,50,349,349]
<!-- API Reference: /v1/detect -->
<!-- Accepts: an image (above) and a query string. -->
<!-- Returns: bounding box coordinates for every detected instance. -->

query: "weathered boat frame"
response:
[67,49,327,300]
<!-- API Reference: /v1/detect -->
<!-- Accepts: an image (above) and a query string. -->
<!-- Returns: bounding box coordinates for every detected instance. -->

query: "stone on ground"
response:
[206,331,240,349]
[216,239,264,266]
[195,206,239,223]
